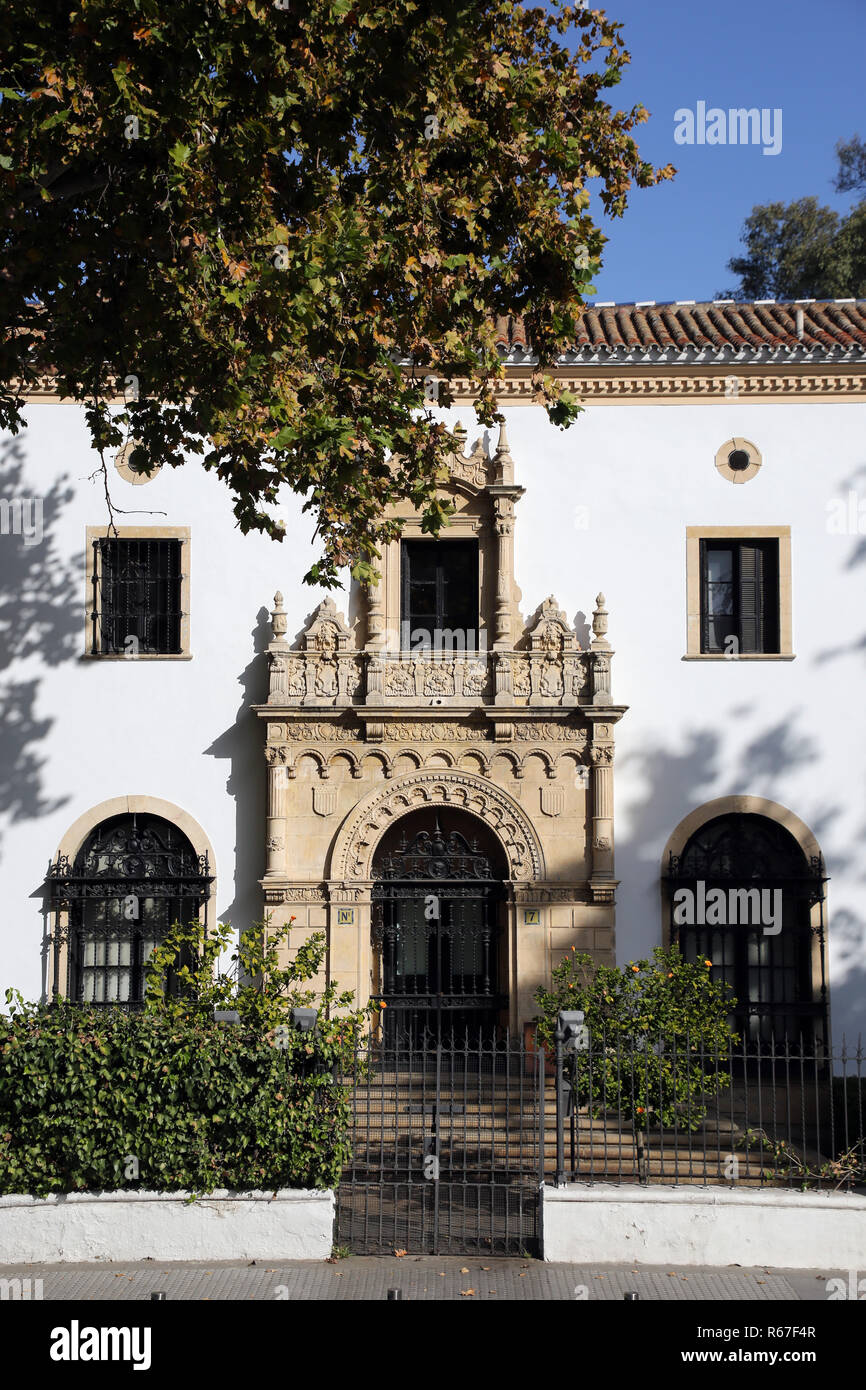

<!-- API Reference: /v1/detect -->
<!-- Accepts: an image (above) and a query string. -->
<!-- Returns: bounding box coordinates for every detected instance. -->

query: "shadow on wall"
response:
[0,436,82,860]
[203,607,270,941]
[614,709,866,1044]
[816,459,866,666]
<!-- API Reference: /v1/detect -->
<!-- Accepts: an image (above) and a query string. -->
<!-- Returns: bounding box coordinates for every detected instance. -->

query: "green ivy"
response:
[0,918,372,1196]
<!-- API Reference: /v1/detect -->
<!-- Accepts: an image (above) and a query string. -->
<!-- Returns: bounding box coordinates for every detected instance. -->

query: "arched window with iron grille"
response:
[666,813,828,1047]
[47,812,214,1008]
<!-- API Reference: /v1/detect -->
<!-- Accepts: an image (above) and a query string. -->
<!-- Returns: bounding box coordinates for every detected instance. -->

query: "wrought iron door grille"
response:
[371,821,503,1043]
[92,537,183,655]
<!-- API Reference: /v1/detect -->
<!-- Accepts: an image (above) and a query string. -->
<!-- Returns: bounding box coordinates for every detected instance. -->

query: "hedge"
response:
[0,1002,350,1197]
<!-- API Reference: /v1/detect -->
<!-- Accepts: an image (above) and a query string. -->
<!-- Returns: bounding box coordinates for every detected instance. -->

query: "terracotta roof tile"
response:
[496,301,866,356]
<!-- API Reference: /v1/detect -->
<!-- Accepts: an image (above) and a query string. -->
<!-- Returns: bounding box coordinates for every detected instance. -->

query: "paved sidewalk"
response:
[0,1256,837,1300]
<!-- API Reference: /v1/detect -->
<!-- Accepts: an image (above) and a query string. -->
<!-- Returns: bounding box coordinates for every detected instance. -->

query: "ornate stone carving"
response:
[525,596,579,654]
[283,722,358,741]
[511,660,531,696]
[385,661,416,696]
[331,770,545,882]
[423,661,455,696]
[593,835,612,852]
[313,786,338,817]
[270,591,288,642]
[540,661,563,698]
[344,662,362,697]
[302,595,353,653]
[540,785,566,817]
[448,426,490,490]
[265,745,290,764]
[266,835,284,853]
[590,743,614,765]
[460,661,487,696]
[564,657,587,697]
[515,723,587,744]
[383,722,488,742]
[314,660,339,698]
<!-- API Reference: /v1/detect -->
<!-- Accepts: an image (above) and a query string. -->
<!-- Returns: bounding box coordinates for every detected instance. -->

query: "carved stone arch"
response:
[489,748,521,777]
[554,749,587,779]
[457,747,491,776]
[327,748,361,780]
[360,748,392,780]
[518,747,555,779]
[296,747,328,778]
[329,769,545,882]
[422,746,458,769]
[390,747,424,771]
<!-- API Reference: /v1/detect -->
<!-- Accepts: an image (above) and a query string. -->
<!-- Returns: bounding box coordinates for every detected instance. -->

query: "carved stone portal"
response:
[257,428,625,1026]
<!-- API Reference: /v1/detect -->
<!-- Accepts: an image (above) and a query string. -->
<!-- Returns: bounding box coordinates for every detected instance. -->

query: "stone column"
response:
[265,750,287,877]
[590,740,614,883]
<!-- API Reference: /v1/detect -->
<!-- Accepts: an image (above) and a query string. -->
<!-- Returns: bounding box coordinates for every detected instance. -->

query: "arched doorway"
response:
[666,811,828,1047]
[371,808,508,1043]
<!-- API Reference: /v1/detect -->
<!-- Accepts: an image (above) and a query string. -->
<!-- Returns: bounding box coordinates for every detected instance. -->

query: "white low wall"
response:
[0,1189,334,1264]
[543,1184,866,1268]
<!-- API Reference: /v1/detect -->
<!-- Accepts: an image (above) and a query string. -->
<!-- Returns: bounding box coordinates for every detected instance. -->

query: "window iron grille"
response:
[47,813,213,1009]
[91,537,183,655]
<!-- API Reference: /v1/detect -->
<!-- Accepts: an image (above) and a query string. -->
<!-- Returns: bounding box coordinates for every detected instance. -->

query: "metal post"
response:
[555,1018,565,1186]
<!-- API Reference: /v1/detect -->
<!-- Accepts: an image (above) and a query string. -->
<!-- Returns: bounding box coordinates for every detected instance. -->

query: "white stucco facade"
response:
[1,356,864,1040]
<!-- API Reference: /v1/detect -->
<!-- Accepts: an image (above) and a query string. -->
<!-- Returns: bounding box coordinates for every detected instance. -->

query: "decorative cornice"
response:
[447,366,866,404]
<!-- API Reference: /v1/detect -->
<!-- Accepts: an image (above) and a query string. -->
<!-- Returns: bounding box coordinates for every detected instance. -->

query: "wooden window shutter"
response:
[737,543,762,653]
[738,540,779,653]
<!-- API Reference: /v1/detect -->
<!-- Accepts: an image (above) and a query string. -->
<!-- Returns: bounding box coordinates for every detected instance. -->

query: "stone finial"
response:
[494,417,514,483]
[271,591,288,643]
[591,592,610,650]
[452,420,467,452]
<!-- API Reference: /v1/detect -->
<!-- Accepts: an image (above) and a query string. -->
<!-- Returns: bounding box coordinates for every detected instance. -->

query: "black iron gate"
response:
[371,819,503,1043]
[335,1034,544,1255]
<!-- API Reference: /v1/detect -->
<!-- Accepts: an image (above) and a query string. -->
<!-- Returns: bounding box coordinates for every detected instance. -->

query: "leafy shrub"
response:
[0,918,371,1196]
[533,945,738,1131]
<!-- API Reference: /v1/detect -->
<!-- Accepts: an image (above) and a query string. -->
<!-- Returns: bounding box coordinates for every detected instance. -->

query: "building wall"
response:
[1,391,864,1040]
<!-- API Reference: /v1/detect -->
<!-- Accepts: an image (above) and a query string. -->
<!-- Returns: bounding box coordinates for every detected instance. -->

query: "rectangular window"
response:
[401,539,479,651]
[700,539,779,654]
[86,528,190,657]
[685,527,792,659]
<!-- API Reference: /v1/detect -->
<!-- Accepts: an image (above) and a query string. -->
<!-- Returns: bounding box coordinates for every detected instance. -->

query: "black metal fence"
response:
[335,1032,544,1255]
[553,1026,865,1192]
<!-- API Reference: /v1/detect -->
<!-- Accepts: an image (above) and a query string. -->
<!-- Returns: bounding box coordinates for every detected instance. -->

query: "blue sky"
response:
[576,0,866,303]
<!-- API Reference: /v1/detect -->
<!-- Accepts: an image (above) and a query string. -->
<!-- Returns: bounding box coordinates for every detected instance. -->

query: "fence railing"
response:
[552,1027,865,1192]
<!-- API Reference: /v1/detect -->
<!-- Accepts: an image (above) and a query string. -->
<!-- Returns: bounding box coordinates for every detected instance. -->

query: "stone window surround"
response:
[684,524,793,660]
[714,436,762,484]
[83,525,192,660]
